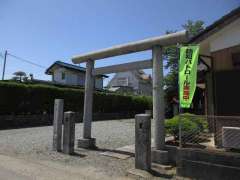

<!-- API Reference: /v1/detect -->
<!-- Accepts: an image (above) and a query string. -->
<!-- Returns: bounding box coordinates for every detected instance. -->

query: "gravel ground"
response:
[0,119,138,178]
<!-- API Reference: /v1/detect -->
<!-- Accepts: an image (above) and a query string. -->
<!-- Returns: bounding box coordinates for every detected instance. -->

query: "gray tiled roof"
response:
[45,61,108,77]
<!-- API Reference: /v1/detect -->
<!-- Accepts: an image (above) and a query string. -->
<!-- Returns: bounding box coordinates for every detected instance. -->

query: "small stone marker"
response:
[53,99,64,152]
[135,114,151,171]
[63,111,75,155]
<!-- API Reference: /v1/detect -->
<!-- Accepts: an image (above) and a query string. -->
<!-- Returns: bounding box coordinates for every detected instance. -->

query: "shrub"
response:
[0,81,152,115]
[165,113,207,140]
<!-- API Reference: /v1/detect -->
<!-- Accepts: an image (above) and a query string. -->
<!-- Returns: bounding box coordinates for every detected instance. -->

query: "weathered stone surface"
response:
[77,138,96,149]
[127,168,153,179]
[151,163,175,177]
[151,148,169,164]
[177,159,240,180]
[99,151,131,160]
[135,114,151,171]
[177,148,240,180]
[152,46,165,150]
[63,111,75,155]
[83,60,94,139]
[116,145,135,154]
[145,110,152,117]
[53,99,64,152]
[72,30,187,63]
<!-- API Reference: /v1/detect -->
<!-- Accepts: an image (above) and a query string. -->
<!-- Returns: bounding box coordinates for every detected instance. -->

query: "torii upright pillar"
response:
[152,45,168,164]
[77,60,96,148]
[152,45,165,149]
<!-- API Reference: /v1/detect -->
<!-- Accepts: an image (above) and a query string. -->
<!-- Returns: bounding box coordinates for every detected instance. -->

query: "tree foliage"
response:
[165,113,207,140]
[12,71,27,82]
[164,20,205,105]
[182,20,205,38]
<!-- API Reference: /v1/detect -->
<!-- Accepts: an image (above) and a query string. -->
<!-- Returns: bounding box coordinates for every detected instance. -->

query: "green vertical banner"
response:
[179,45,199,108]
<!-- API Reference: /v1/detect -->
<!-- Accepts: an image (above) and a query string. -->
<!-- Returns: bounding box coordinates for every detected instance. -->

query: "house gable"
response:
[107,71,139,90]
[45,61,106,89]
[191,7,240,71]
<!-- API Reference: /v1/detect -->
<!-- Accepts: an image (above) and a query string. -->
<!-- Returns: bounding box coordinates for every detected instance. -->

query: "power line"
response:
[7,53,46,69]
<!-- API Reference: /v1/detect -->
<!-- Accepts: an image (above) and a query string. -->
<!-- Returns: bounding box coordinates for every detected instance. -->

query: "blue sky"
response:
[0,0,239,85]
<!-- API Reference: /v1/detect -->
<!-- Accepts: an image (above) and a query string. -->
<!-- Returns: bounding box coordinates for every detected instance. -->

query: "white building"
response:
[45,61,107,89]
[107,70,152,96]
[189,7,240,117]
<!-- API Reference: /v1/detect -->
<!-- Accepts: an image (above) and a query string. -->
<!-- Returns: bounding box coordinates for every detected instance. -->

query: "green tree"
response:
[164,20,205,108]
[182,20,205,38]
[12,71,26,82]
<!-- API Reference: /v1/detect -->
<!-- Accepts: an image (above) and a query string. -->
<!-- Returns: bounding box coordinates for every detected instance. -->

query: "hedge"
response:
[165,113,208,140]
[0,81,152,115]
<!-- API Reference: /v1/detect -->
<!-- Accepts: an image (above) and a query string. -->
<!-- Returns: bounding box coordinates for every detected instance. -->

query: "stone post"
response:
[78,60,96,148]
[53,99,64,152]
[63,111,75,155]
[152,45,165,149]
[135,114,151,171]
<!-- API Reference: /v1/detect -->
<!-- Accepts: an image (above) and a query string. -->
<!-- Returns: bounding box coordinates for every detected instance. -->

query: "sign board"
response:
[179,45,199,108]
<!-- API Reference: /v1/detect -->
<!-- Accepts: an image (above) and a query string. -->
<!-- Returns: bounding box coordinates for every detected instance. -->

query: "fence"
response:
[167,114,240,150]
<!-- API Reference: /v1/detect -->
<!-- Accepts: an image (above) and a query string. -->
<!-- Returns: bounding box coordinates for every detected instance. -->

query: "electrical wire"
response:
[7,53,46,69]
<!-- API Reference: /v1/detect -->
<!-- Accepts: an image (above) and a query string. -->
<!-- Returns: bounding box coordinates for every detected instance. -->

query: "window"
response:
[117,77,128,86]
[61,72,65,80]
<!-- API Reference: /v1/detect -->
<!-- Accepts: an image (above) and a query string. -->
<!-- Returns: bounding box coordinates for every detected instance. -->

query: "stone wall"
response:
[176,148,240,180]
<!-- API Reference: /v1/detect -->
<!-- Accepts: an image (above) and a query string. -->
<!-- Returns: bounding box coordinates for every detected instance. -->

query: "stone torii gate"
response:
[72,31,188,163]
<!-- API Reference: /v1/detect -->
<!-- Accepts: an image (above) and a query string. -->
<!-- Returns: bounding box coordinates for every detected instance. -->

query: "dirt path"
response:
[0,154,133,180]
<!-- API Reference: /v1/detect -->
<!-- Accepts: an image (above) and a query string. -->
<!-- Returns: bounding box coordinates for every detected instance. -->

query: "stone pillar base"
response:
[77,138,96,149]
[151,148,169,164]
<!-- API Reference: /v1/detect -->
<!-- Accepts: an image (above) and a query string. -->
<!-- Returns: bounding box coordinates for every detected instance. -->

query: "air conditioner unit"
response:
[222,127,240,149]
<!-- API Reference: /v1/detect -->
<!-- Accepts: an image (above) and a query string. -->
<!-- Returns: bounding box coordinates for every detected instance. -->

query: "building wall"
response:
[52,67,103,89]
[66,71,79,85]
[199,18,240,69]
[200,18,240,117]
[53,67,67,84]
[77,72,85,86]
[138,82,152,96]
[108,71,152,96]
[108,71,139,90]
[214,70,240,116]
[209,18,240,52]
[211,45,240,71]
[95,77,103,89]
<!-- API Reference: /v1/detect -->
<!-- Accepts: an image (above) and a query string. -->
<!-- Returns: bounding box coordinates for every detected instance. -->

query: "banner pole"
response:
[179,107,183,148]
[177,44,183,148]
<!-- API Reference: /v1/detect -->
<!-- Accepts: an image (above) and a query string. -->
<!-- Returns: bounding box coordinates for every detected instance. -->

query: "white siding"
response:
[53,68,66,84]
[138,82,152,96]
[65,72,75,85]
[77,72,85,86]
[108,71,139,90]
[52,67,103,88]
[209,18,240,52]
[95,77,103,89]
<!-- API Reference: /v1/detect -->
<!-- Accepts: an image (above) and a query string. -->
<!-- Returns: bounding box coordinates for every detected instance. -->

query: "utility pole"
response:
[2,50,7,80]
